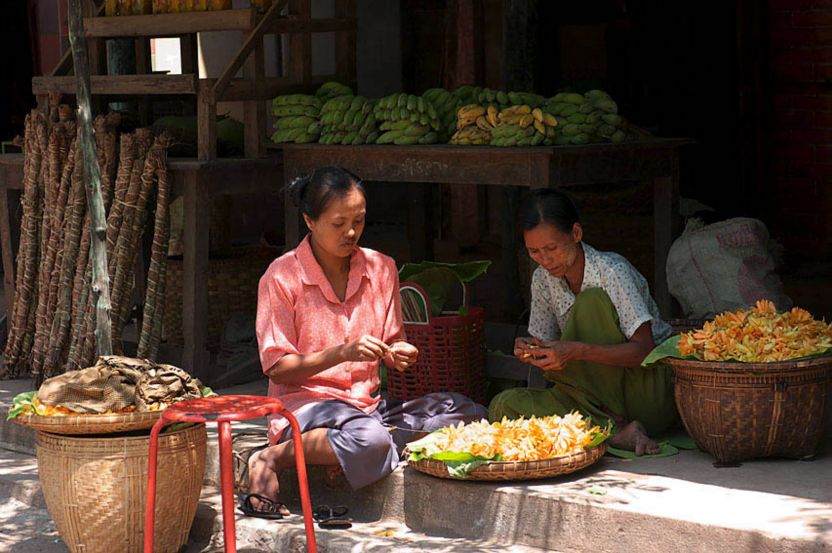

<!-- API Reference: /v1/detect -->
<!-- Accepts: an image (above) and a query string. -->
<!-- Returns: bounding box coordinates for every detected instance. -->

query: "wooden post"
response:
[500,0,538,320]
[653,159,681,319]
[181,170,211,378]
[67,0,113,356]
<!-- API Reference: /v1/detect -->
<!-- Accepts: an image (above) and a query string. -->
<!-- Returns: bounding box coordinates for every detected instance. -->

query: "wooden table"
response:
[0,153,282,381]
[280,139,692,318]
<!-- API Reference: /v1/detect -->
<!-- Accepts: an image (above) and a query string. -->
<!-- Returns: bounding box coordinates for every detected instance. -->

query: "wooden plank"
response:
[0,155,24,190]
[134,38,152,126]
[243,32,267,158]
[407,183,434,263]
[266,16,355,34]
[83,9,256,38]
[282,156,305,250]
[211,0,288,102]
[204,74,338,102]
[288,0,312,84]
[653,160,681,319]
[32,74,198,95]
[334,0,357,87]
[280,144,554,186]
[197,96,218,161]
[0,180,17,314]
[181,170,211,379]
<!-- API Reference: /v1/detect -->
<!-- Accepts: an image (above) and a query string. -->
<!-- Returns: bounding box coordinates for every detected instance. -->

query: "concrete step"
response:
[187,486,556,553]
[0,448,44,508]
[0,498,64,552]
[274,446,832,553]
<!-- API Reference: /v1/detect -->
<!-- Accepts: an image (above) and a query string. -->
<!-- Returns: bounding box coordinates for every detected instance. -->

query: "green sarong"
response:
[488,287,677,436]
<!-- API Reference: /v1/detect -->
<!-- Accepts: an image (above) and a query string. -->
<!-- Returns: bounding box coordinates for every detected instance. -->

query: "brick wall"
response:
[769,1,832,257]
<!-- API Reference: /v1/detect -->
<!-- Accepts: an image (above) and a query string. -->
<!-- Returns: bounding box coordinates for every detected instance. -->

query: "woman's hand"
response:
[386,341,419,372]
[513,336,543,359]
[518,340,584,372]
[340,335,390,363]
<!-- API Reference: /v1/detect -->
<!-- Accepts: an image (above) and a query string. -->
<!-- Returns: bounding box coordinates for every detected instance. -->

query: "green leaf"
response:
[7,391,36,420]
[399,260,491,284]
[641,335,684,366]
[200,386,217,398]
[445,459,491,478]
[428,450,483,463]
[405,267,461,316]
[586,427,612,449]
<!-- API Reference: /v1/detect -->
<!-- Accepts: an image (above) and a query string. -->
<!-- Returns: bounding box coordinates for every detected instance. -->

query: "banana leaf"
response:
[6,391,36,420]
[641,335,686,367]
[399,260,491,317]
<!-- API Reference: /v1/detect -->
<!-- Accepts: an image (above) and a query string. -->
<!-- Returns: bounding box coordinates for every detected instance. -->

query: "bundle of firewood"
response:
[2,107,172,385]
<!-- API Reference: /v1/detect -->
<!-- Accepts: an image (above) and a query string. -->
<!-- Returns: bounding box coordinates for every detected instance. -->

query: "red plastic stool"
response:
[144,395,316,553]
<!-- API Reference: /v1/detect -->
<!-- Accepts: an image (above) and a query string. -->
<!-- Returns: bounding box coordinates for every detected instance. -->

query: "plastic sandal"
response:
[238,493,289,519]
[313,504,352,529]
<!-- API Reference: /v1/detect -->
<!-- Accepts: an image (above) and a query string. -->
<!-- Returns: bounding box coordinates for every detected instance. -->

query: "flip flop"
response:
[313,504,352,529]
[606,441,679,459]
[238,493,289,520]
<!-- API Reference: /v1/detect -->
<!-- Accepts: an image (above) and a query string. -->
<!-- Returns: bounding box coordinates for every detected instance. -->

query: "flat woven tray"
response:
[410,443,607,481]
[12,410,162,435]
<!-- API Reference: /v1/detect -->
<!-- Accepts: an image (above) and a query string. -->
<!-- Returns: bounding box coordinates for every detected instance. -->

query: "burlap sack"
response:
[38,356,204,413]
[666,217,792,319]
[37,356,148,413]
[135,364,203,411]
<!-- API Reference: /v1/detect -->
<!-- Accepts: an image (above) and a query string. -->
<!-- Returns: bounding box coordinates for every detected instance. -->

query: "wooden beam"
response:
[266,17,356,34]
[243,31,267,158]
[181,170,211,379]
[201,74,339,101]
[212,0,289,102]
[33,74,198,95]
[334,1,357,84]
[197,97,218,161]
[288,0,312,84]
[83,8,256,38]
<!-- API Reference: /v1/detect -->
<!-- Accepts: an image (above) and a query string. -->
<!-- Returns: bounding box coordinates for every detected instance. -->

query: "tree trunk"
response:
[67,0,113,357]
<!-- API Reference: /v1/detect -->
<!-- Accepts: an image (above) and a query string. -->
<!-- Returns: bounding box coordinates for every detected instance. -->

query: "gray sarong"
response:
[278,392,487,489]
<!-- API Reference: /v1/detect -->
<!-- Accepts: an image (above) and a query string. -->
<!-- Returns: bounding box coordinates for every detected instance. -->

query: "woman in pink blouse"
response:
[244,167,487,518]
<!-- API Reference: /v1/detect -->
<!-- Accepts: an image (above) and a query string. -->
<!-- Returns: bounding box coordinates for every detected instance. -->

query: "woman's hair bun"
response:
[286,174,312,207]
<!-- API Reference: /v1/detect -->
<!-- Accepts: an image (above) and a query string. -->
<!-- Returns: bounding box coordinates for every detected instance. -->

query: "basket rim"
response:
[662,353,832,372]
[12,410,162,434]
[411,443,607,475]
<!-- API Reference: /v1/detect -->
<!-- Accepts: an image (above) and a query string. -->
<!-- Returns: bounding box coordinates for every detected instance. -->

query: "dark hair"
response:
[517,189,580,234]
[286,166,366,220]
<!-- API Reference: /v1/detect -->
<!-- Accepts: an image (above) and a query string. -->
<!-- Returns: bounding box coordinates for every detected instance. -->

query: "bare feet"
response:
[609,420,659,456]
[246,448,290,516]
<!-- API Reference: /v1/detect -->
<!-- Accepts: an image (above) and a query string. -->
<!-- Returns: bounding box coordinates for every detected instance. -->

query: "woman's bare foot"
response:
[246,448,290,515]
[609,420,659,456]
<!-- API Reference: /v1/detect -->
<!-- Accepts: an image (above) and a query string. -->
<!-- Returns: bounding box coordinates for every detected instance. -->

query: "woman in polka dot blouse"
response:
[489,189,678,456]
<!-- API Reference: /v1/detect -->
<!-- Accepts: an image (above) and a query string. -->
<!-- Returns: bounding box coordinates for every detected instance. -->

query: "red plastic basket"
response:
[388,282,486,404]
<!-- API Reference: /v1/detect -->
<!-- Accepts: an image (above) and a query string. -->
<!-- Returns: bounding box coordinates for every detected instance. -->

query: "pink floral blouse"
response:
[256,235,404,442]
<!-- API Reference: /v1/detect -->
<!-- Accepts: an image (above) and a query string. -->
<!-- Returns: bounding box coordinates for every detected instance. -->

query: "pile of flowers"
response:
[409,412,606,463]
[677,300,832,363]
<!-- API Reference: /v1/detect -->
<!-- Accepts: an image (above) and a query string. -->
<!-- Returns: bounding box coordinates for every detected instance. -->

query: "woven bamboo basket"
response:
[163,246,277,349]
[14,410,161,434]
[410,443,606,481]
[666,355,832,464]
[36,423,206,553]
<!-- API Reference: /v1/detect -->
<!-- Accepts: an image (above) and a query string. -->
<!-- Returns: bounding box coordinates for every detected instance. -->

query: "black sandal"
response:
[238,493,289,520]
[313,504,352,529]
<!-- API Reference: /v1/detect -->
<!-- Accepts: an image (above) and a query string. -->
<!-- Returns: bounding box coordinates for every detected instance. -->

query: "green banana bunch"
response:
[422,88,461,141]
[540,89,631,145]
[319,95,380,145]
[373,93,441,143]
[316,81,353,102]
[270,93,322,144]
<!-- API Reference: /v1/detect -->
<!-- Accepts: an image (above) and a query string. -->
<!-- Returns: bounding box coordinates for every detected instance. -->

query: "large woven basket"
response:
[667,355,832,464]
[36,423,207,553]
[391,282,486,404]
[14,410,161,435]
[163,246,277,349]
[410,443,607,481]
